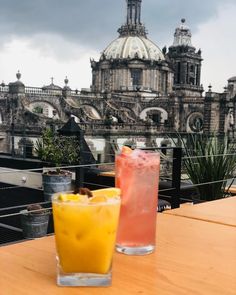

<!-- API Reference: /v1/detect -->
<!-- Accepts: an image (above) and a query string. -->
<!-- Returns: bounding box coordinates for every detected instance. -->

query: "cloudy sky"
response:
[0,0,235,92]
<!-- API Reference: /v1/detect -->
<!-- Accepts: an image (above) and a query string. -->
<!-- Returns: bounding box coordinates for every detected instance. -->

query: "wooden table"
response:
[99,171,115,177]
[0,214,236,295]
[164,196,236,227]
[225,185,236,194]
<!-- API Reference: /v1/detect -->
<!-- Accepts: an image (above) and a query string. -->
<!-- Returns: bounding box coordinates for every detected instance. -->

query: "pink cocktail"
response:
[115,148,160,255]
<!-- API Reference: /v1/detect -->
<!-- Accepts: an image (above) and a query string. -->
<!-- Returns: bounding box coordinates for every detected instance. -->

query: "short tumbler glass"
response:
[52,191,120,286]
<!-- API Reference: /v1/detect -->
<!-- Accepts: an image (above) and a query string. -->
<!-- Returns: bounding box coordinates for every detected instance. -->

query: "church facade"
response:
[0,0,235,161]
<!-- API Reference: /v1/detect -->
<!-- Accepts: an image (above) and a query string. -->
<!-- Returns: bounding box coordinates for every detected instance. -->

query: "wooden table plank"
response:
[0,214,235,295]
[99,171,115,177]
[225,185,236,194]
[164,196,236,227]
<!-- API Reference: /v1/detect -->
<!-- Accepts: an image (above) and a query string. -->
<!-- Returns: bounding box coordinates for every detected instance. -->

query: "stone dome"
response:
[42,83,62,91]
[228,76,236,82]
[103,36,165,61]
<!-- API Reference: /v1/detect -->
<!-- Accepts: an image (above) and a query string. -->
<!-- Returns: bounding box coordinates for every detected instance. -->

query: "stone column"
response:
[143,69,146,88]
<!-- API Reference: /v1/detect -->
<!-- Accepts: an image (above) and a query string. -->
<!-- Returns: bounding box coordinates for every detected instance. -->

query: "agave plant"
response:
[177,133,236,201]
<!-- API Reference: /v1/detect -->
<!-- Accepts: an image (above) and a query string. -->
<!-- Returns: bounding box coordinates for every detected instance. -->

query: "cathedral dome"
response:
[42,78,62,91]
[91,1,173,94]
[103,36,164,61]
[42,83,62,91]
[228,76,236,82]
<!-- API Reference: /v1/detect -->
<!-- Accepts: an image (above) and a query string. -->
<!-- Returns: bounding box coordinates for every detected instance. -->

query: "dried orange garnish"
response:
[79,188,93,198]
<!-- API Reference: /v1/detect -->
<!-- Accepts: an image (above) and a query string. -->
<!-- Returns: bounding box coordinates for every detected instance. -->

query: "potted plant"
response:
[20,204,50,239]
[176,133,236,202]
[35,128,80,201]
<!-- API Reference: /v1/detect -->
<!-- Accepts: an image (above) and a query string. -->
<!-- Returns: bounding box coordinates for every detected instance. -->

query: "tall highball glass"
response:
[116,149,160,255]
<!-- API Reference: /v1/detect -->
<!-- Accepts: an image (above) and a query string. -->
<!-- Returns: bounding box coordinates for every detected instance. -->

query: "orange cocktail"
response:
[52,188,120,286]
[116,148,160,255]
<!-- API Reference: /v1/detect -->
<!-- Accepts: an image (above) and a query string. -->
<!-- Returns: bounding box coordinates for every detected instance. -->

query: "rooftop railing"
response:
[0,146,235,246]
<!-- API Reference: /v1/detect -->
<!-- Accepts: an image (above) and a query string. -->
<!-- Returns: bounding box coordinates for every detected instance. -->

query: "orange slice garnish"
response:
[58,193,88,202]
[57,188,120,203]
[121,146,133,154]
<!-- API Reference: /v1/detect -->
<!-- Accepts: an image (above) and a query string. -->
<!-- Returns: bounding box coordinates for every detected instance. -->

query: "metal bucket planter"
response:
[21,210,50,239]
[42,172,72,201]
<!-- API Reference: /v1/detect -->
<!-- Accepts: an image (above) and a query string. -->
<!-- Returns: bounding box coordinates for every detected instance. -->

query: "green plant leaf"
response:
[34,129,80,172]
[175,133,236,201]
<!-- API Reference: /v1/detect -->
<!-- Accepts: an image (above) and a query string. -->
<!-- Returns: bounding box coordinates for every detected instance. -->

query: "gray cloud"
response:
[0,0,234,51]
